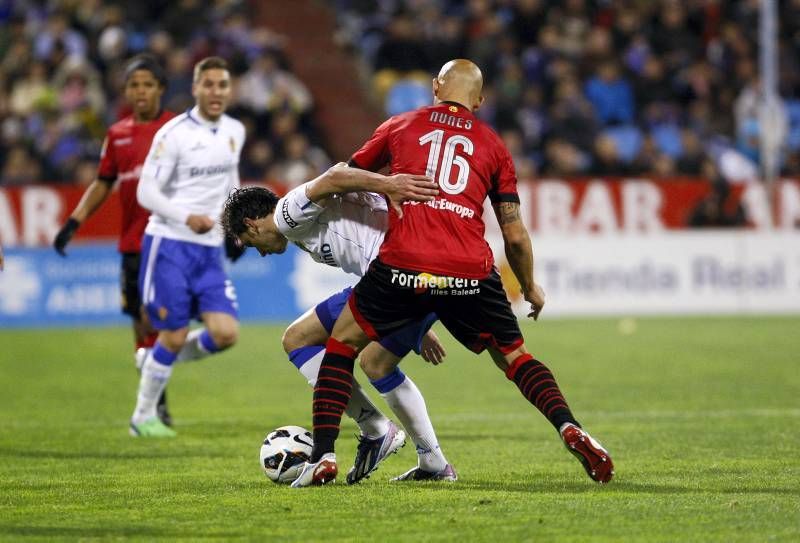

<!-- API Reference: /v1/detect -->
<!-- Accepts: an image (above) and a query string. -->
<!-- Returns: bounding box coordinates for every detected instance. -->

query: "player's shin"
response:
[132,343,176,424]
[505,353,579,430]
[372,369,448,472]
[291,345,390,438]
[310,338,356,462]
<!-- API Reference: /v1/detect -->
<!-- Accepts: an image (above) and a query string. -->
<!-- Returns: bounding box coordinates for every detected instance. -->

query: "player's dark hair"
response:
[193,56,229,82]
[124,54,167,88]
[222,186,280,236]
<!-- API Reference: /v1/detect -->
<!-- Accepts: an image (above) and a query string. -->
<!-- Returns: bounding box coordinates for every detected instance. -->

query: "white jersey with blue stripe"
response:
[138,106,245,246]
[273,185,387,276]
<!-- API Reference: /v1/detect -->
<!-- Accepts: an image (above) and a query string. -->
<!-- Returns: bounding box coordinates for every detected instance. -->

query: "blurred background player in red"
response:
[52,55,175,426]
[293,59,613,487]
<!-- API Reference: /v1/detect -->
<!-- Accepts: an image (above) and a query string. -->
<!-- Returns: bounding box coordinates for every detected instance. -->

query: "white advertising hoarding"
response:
[499,232,800,316]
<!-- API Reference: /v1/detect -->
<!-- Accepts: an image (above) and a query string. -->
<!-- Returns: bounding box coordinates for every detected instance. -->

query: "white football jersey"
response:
[138,106,245,246]
[273,185,388,276]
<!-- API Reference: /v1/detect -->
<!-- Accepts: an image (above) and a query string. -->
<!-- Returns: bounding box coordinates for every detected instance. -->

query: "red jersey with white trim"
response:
[350,102,519,279]
[97,110,175,253]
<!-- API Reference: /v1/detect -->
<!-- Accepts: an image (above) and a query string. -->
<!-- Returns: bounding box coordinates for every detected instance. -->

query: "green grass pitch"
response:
[1,317,799,542]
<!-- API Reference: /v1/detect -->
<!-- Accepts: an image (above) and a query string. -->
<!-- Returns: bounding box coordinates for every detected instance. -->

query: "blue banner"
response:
[0,244,353,328]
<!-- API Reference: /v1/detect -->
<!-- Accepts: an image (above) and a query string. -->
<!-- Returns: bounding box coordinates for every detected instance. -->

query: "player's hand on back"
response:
[524,283,546,320]
[384,173,438,219]
[186,214,216,234]
[420,329,446,365]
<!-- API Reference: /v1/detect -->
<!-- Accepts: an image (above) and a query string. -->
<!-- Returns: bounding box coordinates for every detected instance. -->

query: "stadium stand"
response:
[0,1,330,188]
[331,0,800,179]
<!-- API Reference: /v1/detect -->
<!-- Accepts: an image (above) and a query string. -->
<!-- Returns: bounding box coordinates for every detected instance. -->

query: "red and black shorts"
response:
[349,259,524,354]
[120,252,143,320]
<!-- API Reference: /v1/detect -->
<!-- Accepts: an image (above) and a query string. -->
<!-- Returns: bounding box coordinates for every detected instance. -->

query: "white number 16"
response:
[419,129,474,195]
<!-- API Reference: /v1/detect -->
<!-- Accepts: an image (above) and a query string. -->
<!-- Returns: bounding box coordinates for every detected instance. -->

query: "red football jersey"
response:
[351,102,519,278]
[97,110,175,253]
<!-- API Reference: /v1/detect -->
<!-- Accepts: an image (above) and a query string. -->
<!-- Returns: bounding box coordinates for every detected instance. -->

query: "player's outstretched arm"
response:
[305,163,437,216]
[493,202,545,320]
[53,179,112,256]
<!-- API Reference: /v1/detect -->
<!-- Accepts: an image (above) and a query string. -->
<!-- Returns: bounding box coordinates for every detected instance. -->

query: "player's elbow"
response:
[501,223,529,248]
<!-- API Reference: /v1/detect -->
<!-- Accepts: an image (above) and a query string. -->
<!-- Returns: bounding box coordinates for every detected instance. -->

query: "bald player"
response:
[291,59,614,487]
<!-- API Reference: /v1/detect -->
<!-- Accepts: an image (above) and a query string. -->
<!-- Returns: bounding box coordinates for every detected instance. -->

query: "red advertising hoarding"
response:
[1,178,798,247]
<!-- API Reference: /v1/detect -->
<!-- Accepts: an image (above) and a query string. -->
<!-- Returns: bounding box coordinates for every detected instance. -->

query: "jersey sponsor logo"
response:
[154,140,165,159]
[403,198,476,219]
[390,269,480,296]
[189,164,234,177]
[281,199,298,228]
[114,137,133,146]
[320,243,336,266]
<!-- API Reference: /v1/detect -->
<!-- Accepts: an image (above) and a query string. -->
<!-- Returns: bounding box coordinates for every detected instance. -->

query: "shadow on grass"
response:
[0,447,226,460]
[0,525,240,539]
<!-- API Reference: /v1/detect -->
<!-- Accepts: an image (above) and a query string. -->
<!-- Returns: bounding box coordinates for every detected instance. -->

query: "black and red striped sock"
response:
[310,337,356,462]
[506,353,579,430]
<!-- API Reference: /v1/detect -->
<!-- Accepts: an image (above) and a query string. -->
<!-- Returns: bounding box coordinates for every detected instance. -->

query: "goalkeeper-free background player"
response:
[130,56,245,436]
[222,165,458,483]
[53,55,176,425]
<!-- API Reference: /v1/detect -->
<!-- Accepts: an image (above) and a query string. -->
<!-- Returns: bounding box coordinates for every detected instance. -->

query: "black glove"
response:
[53,218,80,256]
[225,234,246,263]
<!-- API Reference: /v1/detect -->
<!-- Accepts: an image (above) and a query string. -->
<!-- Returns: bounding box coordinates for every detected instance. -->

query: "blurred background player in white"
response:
[131,56,245,437]
[52,55,176,426]
[222,166,458,483]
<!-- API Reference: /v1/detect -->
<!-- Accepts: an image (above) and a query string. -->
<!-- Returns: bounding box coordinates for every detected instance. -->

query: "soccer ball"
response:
[259,425,313,484]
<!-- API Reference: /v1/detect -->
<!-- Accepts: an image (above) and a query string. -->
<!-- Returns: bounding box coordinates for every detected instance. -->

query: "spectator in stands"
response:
[585,60,635,126]
[372,14,430,101]
[0,1,323,188]
[8,62,54,117]
[333,1,800,181]
[240,139,275,181]
[237,53,313,115]
[1,145,42,186]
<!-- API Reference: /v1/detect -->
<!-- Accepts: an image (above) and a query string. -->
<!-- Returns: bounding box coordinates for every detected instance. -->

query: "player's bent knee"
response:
[213,328,239,349]
[208,321,239,350]
[359,345,401,380]
[281,324,303,354]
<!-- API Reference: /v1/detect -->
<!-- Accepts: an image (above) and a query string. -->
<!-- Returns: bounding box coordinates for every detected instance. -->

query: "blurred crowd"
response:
[333,0,800,184]
[0,0,330,187]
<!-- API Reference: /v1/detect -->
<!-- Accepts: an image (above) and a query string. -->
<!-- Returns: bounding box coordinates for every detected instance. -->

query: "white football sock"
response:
[131,354,173,424]
[176,328,211,363]
[298,348,390,438]
[381,376,448,472]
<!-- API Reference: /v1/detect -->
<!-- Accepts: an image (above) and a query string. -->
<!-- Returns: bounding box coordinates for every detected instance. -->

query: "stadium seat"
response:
[651,124,683,158]
[385,79,430,116]
[602,125,642,163]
